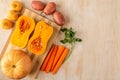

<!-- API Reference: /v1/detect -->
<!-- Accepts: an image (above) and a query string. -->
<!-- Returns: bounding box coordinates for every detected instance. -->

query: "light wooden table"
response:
[0,0,120,80]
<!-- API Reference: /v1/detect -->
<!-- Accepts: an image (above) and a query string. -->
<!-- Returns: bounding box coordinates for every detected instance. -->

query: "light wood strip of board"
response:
[0,8,61,80]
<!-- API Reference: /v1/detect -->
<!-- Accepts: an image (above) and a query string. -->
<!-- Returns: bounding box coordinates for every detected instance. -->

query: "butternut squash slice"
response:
[27,21,53,55]
[10,15,35,48]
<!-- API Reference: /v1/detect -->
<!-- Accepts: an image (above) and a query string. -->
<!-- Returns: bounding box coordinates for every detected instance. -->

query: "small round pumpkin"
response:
[10,1,23,12]
[0,19,13,30]
[1,50,32,79]
[7,10,19,21]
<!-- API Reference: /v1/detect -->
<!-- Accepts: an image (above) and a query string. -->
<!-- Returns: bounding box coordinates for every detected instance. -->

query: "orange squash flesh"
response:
[27,21,53,55]
[10,15,35,48]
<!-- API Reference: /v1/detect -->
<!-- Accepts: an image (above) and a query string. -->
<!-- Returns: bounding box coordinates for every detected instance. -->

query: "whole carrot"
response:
[45,45,58,73]
[52,48,69,74]
[40,45,55,71]
[51,45,65,71]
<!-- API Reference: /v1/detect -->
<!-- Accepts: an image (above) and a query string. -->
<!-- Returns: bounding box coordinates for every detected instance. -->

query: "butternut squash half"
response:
[27,21,53,55]
[10,15,35,48]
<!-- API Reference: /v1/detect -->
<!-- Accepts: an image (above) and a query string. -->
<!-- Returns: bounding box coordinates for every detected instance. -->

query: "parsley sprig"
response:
[60,27,82,62]
[61,27,82,44]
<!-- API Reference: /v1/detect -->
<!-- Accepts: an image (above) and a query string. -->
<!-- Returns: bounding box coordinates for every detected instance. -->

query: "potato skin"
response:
[44,2,56,15]
[53,11,65,26]
[31,1,45,11]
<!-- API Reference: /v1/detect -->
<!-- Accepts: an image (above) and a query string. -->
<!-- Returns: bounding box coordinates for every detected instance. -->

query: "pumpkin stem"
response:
[12,65,16,68]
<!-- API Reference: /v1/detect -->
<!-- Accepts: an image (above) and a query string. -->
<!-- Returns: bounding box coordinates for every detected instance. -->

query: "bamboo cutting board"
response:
[0,8,61,79]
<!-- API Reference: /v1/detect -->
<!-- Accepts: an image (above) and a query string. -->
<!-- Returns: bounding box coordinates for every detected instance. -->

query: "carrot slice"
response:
[40,45,55,71]
[52,48,69,74]
[51,45,65,71]
[45,45,58,73]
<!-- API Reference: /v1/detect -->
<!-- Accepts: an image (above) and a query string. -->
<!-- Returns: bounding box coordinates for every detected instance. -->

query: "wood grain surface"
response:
[0,0,120,80]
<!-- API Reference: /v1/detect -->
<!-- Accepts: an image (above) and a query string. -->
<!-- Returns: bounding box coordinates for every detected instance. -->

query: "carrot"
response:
[52,48,69,74]
[51,45,65,71]
[40,45,55,71]
[45,45,58,73]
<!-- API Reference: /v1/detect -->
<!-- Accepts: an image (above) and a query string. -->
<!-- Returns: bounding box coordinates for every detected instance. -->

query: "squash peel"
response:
[10,15,35,48]
[27,21,53,55]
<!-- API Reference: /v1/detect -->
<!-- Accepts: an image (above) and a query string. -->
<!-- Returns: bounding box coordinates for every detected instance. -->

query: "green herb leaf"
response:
[60,39,68,44]
[76,38,82,42]
[68,38,73,43]
[61,28,67,32]
[60,27,82,63]
[70,31,76,37]
[61,27,82,44]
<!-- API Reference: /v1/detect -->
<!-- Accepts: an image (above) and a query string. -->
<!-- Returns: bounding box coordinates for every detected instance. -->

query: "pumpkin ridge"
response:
[6,67,14,78]
[15,55,28,65]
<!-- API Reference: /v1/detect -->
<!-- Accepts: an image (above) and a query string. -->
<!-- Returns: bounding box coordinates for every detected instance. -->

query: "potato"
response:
[44,2,56,15]
[31,1,45,11]
[53,11,65,26]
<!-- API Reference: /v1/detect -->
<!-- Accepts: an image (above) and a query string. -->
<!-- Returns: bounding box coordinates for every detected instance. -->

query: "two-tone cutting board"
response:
[0,8,61,79]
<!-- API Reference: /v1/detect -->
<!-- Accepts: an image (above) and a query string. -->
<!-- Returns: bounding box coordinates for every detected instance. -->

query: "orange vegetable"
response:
[10,1,23,12]
[52,48,69,74]
[40,45,55,71]
[1,50,32,79]
[10,15,35,48]
[45,45,58,73]
[7,10,19,21]
[27,21,53,55]
[51,45,65,71]
[0,19,14,30]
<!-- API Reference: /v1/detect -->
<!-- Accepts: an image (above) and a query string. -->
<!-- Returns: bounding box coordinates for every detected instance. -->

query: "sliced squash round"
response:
[10,15,35,48]
[27,21,53,55]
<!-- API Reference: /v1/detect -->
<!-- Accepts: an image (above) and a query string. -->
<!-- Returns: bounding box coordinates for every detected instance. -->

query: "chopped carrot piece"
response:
[51,45,65,71]
[52,48,69,74]
[45,45,58,73]
[40,45,55,71]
